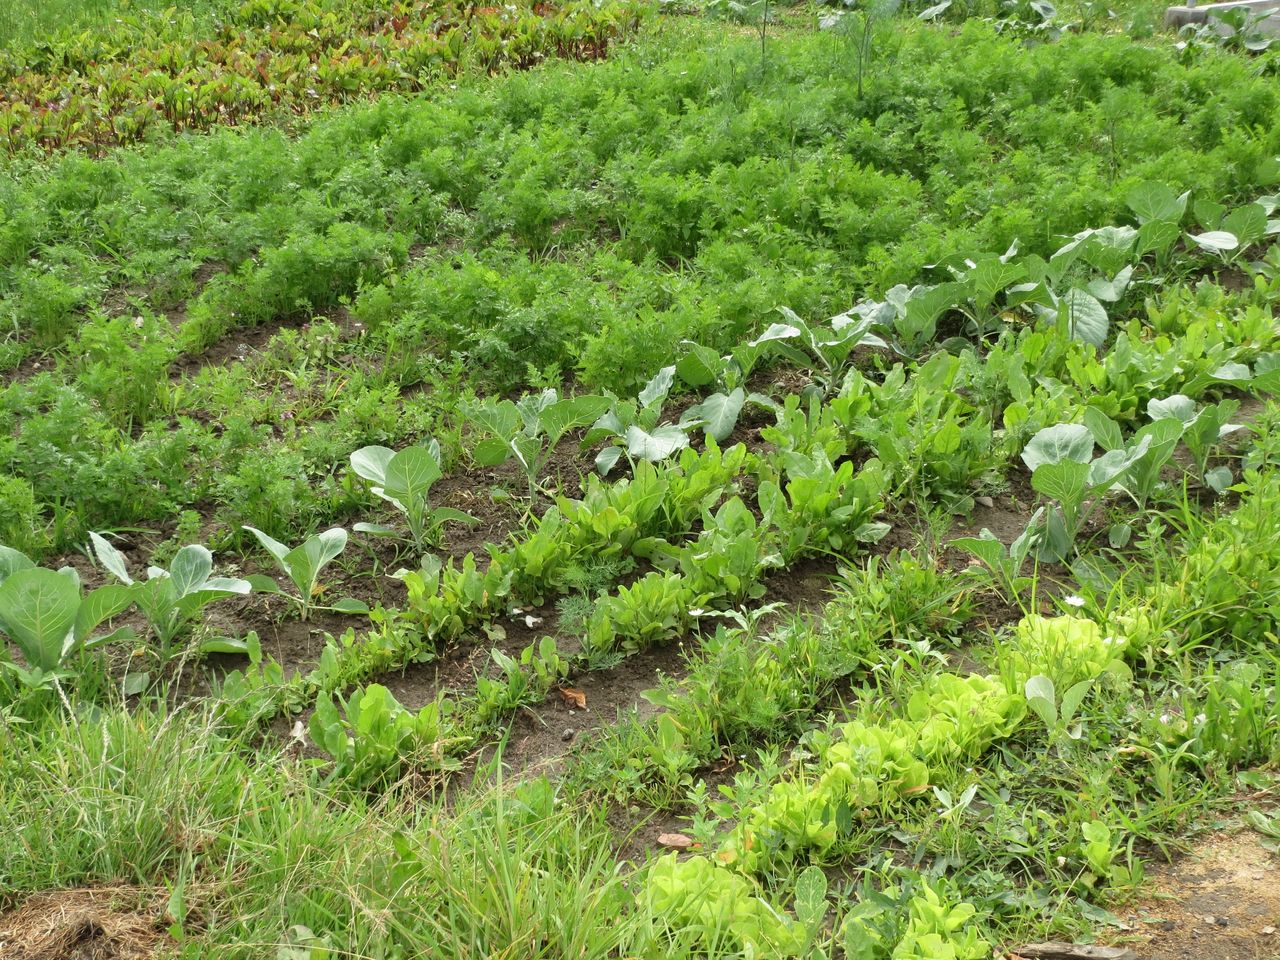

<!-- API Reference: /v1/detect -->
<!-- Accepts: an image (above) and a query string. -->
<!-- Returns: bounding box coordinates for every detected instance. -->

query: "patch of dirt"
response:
[0,888,166,960]
[495,643,682,779]
[1112,830,1280,960]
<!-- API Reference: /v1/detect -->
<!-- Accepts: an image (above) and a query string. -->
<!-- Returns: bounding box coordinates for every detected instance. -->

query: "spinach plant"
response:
[243,526,364,621]
[89,532,251,663]
[310,683,460,788]
[349,440,476,551]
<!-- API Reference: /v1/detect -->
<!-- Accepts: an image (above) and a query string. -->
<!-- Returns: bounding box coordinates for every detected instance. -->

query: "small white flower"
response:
[1194,713,1207,725]
[689,608,706,617]
[1063,595,1086,608]
[1159,714,1171,724]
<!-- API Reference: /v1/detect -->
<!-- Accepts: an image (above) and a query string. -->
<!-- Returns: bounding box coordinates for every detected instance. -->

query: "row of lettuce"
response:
[639,465,1280,957]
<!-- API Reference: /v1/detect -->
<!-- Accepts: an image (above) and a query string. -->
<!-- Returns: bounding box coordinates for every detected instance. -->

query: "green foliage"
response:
[310,683,461,788]
[465,389,611,497]
[243,526,360,622]
[89,531,251,662]
[0,549,133,694]
[350,441,476,551]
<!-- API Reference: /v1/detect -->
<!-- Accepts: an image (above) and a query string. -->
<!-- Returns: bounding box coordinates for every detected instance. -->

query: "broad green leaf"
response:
[1061,288,1108,347]
[431,507,478,526]
[675,342,721,388]
[1223,204,1268,246]
[75,583,136,644]
[1087,434,1151,488]
[89,532,134,585]
[1021,424,1094,472]
[353,522,398,536]
[951,533,1007,570]
[1059,680,1090,727]
[0,568,79,671]
[595,446,624,475]
[681,389,745,442]
[331,597,371,615]
[467,398,520,441]
[1189,230,1239,253]
[1082,408,1123,451]
[169,544,214,599]
[793,865,829,927]
[1085,265,1133,303]
[625,425,690,462]
[349,445,396,486]
[198,636,250,655]
[540,396,612,445]
[1147,394,1199,424]
[1135,219,1180,258]
[243,526,292,565]
[1024,674,1057,727]
[749,321,803,347]
[382,446,442,504]
[1032,459,1091,512]
[1194,198,1226,231]
[638,366,676,408]
[245,574,282,593]
[0,545,34,587]
[1205,466,1234,494]
[473,437,512,467]
[1125,182,1187,224]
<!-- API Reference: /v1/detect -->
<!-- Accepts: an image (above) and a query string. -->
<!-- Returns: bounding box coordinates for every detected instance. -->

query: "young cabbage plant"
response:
[1021,423,1152,561]
[950,509,1045,604]
[243,526,365,622]
[751,305,889,394]
[89,532,251,663]
[1147,395,1246,493]
[675,340,780,443]
[0,546,135,695]
[349,440,476,551]
[464,389,611,498]
[588,366,694,475]
[1083,408,1184,524]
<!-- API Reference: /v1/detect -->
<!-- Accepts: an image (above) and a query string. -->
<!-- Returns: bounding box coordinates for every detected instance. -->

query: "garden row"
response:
[3,19,1280,556]
[0,0,647,153]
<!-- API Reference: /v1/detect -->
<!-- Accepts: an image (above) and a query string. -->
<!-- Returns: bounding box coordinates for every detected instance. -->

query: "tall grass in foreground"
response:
[0,706,648,958]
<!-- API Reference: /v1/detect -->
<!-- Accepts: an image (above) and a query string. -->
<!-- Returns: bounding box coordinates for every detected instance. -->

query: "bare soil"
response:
[1111,829,1280,960]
